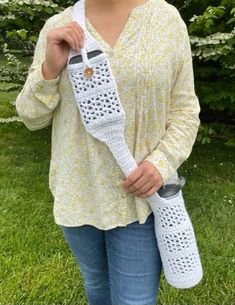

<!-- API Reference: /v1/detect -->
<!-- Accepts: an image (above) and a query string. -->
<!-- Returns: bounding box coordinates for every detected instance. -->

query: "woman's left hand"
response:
[121,160,164,198]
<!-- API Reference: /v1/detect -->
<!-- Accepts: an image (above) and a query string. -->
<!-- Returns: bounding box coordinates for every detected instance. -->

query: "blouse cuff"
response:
[30,63,60,92]
[143,149,176,184]
[29,63,61,107]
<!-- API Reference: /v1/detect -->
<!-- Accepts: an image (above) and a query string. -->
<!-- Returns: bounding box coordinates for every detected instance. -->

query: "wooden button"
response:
[84,67,94,78]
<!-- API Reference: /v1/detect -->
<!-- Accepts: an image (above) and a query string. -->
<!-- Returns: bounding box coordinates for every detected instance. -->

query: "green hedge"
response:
[0,0,234,145]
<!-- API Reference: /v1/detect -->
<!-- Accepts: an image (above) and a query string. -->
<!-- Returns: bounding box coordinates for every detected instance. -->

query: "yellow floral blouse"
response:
[15,0,201,229]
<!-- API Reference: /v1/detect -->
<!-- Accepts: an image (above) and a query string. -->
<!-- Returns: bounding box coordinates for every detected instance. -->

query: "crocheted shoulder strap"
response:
[67,0,139,176]
[67,0,103,66]
[66,0,203,289]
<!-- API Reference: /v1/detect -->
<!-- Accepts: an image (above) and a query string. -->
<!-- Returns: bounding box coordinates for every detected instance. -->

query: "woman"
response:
[15,0,201,304]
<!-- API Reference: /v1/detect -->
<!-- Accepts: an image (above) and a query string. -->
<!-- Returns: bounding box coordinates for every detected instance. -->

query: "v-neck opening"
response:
[85,16,131,52]
[84,0,154,52]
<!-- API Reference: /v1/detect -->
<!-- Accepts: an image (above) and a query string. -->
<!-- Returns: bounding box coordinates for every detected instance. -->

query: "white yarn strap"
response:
[80,47,89,67]
[66,0,203,289]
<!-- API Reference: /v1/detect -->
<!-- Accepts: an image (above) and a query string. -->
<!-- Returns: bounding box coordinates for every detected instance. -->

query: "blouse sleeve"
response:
[15,17,61,131]
[144,21,201,184]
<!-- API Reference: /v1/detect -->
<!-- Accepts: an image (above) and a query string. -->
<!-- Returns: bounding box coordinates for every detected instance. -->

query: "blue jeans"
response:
[59,212,162,305]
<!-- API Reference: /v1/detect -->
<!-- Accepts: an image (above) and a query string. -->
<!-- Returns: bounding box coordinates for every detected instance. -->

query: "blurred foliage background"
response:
[0,2,234,305]
[0,0,235,145]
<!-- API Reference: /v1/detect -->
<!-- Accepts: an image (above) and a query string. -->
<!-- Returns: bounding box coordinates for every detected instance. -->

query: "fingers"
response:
[138,185,158,198]
[68,21,85,49]
[125,180,159,198]
[123,175,149,193]
[122,167,143,189]
[47,21,85,51]
[128,180,154,196]
[121,161,163,198]
[63,22,84,50]
[60,31,77,50]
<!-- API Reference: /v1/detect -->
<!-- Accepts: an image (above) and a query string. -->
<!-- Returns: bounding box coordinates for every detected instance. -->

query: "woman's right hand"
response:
[42,21,84,80]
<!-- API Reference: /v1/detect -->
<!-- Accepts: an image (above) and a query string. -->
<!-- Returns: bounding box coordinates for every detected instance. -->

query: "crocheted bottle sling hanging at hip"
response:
[67,0,203,289]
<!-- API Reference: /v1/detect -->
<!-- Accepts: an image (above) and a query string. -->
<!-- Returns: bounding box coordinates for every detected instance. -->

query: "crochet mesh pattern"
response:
[67,0,203,289]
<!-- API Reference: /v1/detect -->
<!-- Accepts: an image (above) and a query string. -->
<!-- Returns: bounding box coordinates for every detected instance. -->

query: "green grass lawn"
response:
[0,90,19,119]
[0,91,235,304]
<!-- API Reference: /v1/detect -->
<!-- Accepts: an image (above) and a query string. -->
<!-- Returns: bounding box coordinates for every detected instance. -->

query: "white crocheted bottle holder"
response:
[67,0,203,289]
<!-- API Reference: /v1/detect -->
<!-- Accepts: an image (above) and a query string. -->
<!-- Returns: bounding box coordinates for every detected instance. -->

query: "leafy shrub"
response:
[188,0,235,116]
[197,122,235,146]
[197,124,216,144]
[0,0,73,86]
[0,0,234,146]
[0,0,64,55]
[0,43,28,90]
